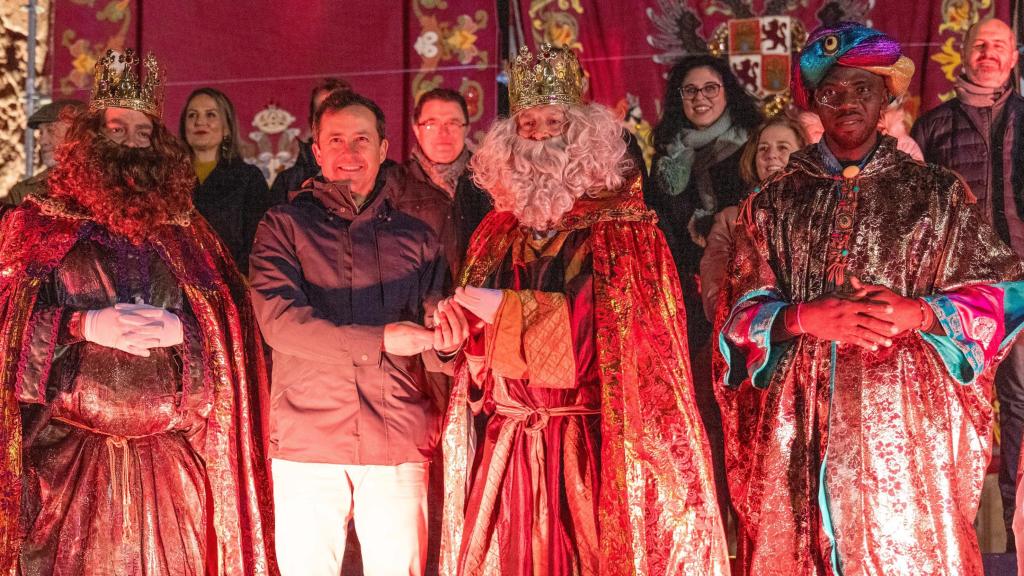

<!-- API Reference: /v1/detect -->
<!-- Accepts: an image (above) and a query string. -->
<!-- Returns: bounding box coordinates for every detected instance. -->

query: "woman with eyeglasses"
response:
[179,87,272,275]
[649,55,762,354]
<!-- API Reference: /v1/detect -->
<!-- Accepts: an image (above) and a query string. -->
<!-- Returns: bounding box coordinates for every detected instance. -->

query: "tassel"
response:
[106,436,134,538]
[826,261,846,287]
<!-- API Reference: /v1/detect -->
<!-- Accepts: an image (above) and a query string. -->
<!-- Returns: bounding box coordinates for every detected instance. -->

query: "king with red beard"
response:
[0,50,276,575]
[437,44,729,575]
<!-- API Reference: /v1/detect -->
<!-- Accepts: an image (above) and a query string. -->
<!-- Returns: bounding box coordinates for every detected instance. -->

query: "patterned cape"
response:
[439,179,731,575]
[0,195,277,575]
[714,137,1024,575]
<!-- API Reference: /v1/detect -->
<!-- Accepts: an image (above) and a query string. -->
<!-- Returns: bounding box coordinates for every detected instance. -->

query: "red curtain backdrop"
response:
[51,0,140,102]
[50,1,1012,180]
[51,0,498,181]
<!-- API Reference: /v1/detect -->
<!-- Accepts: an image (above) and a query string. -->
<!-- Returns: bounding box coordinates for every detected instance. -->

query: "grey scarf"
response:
[955,75,1012,109]
[411,144,470,197]
[654,111,748,210]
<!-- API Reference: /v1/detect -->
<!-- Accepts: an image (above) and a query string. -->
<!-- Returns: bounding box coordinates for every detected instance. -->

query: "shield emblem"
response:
[725,17,794,100]
[729,19,761,54]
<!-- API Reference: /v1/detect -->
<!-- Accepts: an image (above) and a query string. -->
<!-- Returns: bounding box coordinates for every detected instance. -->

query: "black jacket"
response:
[646,146,746,277]
[192,157,273,274]
[645,145,746,352]
[402,157,491,278]
[269,138,319,206]
[912,93,1024,246]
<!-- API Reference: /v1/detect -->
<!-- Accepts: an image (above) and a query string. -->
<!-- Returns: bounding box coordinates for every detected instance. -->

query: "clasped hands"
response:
[382,286,503,357]
[82,303,184,357]
[784,276,933,351]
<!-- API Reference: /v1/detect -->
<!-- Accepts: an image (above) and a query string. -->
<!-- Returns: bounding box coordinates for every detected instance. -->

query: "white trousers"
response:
[272,458,429,576]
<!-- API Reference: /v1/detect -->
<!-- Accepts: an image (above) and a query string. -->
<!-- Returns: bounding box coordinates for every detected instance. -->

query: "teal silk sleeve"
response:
[921,281,1024,385]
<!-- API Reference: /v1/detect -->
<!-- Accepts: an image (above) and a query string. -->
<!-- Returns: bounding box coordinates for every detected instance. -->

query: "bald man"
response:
[913,17,1024,551]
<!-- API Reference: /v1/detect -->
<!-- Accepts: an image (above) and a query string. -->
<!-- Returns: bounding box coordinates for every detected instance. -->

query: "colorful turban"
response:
[792,22,915,109]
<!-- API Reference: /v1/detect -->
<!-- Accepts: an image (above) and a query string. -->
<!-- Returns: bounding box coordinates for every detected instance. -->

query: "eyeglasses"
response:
[814,83,881,108]
[680,83,722,101]
[416,120,467,132]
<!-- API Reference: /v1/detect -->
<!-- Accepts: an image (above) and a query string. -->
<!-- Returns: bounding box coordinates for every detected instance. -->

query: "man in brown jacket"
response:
[249,90,466,576]
[404,88,491,278]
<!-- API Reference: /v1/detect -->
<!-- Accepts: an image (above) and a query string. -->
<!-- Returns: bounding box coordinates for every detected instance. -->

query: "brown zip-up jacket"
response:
[249,164,451,465]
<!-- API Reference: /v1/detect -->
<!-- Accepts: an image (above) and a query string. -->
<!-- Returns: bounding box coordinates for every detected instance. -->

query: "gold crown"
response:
[508,43,585,114]
[90,49,164,117]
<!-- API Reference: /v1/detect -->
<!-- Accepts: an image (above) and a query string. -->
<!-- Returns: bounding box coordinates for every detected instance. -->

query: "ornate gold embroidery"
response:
[33,194,193,227]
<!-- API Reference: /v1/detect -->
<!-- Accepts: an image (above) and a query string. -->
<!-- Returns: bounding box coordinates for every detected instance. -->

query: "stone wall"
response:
[0,0,50,198]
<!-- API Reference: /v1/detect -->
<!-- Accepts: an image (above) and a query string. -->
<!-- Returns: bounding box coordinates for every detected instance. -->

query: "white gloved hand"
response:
[82,304,184,357]
[115,303,184,347]
[82,305,156,357]
[452,286,505,325]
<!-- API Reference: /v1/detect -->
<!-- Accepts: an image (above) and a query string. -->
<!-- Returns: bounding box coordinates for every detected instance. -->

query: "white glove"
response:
[82,304,183,357]
[115,303,184,347]
[83,305,155,357]
[453,286,505,325]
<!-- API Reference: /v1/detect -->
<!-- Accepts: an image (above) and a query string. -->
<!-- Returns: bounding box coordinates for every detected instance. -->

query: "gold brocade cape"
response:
[439,179,731,575]
[0,196,276,575]
[713,136,1024,575]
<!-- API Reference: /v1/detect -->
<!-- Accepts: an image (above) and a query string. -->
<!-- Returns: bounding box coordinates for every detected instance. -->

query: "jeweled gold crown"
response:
[508,43,585,114]
[90,49,164,117]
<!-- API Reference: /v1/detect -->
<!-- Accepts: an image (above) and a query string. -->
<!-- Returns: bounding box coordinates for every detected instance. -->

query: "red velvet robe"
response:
[0,195,276,575]
[439,178,730,576]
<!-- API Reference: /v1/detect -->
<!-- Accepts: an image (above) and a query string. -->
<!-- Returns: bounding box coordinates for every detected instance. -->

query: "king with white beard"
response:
[435,43,730,576]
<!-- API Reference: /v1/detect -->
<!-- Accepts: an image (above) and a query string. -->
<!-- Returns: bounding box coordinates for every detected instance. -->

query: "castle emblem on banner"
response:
[708,16,807,116]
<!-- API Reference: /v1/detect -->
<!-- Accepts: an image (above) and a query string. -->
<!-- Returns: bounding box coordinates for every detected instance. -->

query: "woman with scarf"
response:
[649,55,763,355]
[694,113,807,530]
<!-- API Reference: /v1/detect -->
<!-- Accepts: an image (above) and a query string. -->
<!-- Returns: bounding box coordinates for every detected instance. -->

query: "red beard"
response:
[47,132,196,243]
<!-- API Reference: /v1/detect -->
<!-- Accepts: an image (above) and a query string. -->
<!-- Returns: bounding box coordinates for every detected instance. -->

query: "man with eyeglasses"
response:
[402,87,492,576]
[715,22,1024,575]
[405,88,491,278]
[912,17,1024,552]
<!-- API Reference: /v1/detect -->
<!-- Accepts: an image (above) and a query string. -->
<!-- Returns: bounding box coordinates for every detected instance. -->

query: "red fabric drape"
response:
[51,1,1011,169]
[50,1,498,167]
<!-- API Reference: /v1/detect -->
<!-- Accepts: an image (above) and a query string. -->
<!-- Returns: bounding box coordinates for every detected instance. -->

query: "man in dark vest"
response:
[912,17,1024,550]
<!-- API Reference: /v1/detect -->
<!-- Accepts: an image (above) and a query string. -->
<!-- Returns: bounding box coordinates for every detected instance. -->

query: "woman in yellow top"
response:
[179,87,272,274]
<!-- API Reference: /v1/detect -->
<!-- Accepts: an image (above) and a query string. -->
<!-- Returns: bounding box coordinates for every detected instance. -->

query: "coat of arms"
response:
[646,0,883,117]
[710,16,806,115]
